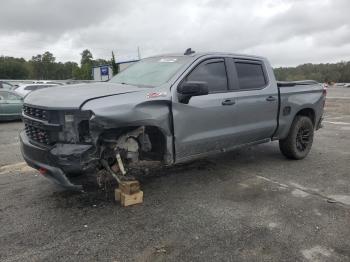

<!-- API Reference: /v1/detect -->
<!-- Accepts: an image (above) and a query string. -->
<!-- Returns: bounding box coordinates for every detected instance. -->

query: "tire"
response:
[279,116,314,160]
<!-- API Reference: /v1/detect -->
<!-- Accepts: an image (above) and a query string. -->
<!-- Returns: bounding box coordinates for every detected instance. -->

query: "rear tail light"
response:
[38,167,47,175]
[323,86,327,96]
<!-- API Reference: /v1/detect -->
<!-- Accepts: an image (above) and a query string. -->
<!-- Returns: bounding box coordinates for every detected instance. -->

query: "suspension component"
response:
[116,152,126,175]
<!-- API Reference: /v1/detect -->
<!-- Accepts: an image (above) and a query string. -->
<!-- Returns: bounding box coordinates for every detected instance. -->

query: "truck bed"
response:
[273,81,325,140]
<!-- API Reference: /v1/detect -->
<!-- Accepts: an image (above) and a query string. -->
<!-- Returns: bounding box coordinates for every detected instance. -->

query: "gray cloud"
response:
[0,0,129,34]
[0,0,350,66]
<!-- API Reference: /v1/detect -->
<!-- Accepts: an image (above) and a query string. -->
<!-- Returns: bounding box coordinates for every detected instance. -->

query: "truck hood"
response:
[24,82,146,109]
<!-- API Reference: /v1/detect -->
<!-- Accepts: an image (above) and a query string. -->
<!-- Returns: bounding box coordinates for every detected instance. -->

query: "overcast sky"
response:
[1,0,349,67]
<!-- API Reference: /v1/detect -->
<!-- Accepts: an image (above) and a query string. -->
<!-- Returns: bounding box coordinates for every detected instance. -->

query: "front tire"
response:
[279,116,314,160]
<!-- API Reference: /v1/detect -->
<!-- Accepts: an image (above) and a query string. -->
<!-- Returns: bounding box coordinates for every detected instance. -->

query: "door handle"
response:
[222,99,236,106]
[266,96,277,102]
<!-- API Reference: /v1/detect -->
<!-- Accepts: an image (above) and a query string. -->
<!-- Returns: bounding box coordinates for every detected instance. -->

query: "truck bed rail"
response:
[277,80,319,87]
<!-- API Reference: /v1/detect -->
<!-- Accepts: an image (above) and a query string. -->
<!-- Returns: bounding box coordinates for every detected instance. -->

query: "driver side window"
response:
[186,59,228,93]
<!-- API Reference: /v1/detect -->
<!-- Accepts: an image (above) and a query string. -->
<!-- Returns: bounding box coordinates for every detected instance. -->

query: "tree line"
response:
[274,61,350,83]
[1,50,350,83]
[0,49,119,80]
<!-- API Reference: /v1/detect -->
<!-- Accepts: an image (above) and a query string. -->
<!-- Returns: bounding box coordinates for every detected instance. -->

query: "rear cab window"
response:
[235,60,267,90]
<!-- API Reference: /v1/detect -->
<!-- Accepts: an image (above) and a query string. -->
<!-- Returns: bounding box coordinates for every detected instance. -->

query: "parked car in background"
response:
[14,83,60,97]
[0,90,23,121]
[32,81,64,85]
[0,81,14,90]
[344,83,350,88]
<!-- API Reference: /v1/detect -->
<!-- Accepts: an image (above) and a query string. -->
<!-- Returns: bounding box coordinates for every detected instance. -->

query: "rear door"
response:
[226,59,278,144]
[172,58,239,161]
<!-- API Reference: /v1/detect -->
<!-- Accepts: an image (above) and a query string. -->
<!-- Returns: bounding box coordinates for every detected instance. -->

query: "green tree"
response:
[0,56,29,79]
[30,54,43,79]
[0,52,82,80]
[42,51,55,63]
[42,51,56,79]
[80,49,93,66]
[93,58,109,66]
[111,51,119,76]
[77,49,94,80]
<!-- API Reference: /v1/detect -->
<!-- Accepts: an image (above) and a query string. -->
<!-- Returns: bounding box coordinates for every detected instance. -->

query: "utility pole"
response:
[137,46,141,60]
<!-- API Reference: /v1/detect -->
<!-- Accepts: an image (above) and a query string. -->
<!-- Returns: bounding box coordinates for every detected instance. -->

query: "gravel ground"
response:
[0,88,349,262]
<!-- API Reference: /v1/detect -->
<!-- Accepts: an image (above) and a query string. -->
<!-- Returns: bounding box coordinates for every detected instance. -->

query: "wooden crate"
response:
[115,181,143,207]
[119,180,140,195]
[120,191,143,207]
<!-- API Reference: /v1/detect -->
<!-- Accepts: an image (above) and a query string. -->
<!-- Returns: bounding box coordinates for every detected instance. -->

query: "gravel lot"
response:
[0,88,349,262]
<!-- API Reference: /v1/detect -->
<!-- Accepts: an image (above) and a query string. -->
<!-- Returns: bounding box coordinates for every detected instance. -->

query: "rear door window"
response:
[186,59,228,93]
[235,62,267,90]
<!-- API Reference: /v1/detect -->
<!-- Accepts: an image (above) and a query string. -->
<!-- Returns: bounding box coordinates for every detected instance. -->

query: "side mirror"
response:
[177,81,208,103]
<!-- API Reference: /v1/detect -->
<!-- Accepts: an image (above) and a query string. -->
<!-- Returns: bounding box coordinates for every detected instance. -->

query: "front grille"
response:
[25,123,52,145]
[23,105,48,120]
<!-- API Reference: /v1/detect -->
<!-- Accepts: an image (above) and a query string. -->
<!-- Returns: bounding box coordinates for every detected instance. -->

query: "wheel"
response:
[279,116,314,160]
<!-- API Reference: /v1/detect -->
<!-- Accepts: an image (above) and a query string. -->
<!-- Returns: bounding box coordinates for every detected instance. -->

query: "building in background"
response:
[92,65,113,81]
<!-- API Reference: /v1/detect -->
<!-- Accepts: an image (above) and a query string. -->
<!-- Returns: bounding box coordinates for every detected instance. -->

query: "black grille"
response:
[23,105,48,120]
[25,123,51,145]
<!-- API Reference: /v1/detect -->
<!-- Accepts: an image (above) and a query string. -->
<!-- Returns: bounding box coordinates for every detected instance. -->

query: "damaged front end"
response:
[20,106,99,189]
[96,126,167,188]
[20,103,171,190]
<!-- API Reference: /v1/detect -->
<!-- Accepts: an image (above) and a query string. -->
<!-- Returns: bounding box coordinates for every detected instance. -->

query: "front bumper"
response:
[20,131,94,190]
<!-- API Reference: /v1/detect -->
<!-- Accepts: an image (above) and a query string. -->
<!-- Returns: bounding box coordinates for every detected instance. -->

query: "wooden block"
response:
[115,188,121,202]
[120,191,143,207]
[119,180,140,195]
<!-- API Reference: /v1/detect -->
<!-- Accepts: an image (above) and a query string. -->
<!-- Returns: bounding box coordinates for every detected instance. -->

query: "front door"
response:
[172,58,238,162]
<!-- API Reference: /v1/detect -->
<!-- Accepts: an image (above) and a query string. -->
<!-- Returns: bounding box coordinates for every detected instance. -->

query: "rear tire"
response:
[279,116,314,160]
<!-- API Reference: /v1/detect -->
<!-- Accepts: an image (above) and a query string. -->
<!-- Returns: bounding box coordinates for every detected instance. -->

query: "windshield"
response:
[109,56,190,87]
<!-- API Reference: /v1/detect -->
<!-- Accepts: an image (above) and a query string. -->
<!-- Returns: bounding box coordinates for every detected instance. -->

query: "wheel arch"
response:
[294,107,316,126]
[274,106,317,140]
[98,125,174,164]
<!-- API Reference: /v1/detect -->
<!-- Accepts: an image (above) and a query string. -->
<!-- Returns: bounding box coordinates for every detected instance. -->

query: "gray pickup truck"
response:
[20,51,326,189]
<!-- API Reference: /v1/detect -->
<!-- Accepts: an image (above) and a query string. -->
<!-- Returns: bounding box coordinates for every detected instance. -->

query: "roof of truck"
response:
[148,52,265,60]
